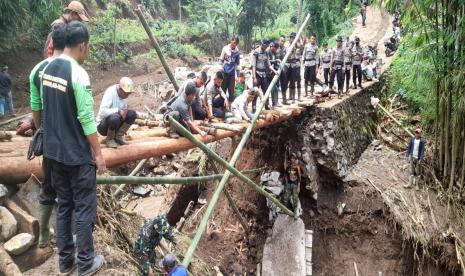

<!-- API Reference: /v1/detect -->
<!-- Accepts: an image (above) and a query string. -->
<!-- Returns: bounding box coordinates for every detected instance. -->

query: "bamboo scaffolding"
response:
[134,6,179,91]
[180,14,310,267]
[206,146,250,236]
[97,168,262,185]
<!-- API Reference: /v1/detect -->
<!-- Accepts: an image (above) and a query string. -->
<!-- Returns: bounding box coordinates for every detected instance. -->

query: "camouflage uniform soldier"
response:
[134,214,177,276]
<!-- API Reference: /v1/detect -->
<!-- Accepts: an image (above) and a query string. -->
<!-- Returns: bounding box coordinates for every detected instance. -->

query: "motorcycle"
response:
[384,37,398,57]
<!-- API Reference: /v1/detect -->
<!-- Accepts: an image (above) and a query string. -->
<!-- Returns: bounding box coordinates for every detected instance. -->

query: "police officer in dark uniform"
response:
[343,40,354,95]
[320,42,331,89]
[252,38,277,111]
[267,41,281,107]
[352,36,364,89]
[329,35,345,98]
[286,32,303,103]
[303,33,319,97]
[276,35,288,105]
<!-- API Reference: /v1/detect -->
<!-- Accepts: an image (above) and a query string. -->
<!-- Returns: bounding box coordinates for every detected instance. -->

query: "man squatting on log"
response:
[96,77,137,148]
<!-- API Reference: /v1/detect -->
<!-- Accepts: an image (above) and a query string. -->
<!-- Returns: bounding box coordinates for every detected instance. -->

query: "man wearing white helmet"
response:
[97,77,137,148]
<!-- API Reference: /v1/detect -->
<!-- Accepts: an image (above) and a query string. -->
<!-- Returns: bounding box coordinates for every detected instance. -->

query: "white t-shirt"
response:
[96,84,128,123]
[412,138,420,159]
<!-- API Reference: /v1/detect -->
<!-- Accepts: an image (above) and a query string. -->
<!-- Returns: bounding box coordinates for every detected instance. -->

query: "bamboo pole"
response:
[134,6,179,91]
[180,14,310,267]
[98,168,262,185]
[207,146,250,236]
[113,158,148,197]
[375,101,414,137]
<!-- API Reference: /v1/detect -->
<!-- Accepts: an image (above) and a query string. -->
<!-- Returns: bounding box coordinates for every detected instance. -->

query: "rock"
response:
[5,199,39,242]
[13,174,57,229]
[0,246,22,276]
[230,262,243,275]
[4,233,34,255]
[270,171,280,183]
[371,139,381,146]
[337,202,346,216]
[0,184,7,205]
[0,206,17,241]
[12,245,53,271]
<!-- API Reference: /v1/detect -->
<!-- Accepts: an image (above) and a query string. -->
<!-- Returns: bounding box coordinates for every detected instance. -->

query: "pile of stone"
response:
[260,171,284,224]
[0,175,52,275]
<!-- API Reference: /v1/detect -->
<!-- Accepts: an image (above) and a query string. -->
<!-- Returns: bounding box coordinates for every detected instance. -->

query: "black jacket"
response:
[0,71,12,97]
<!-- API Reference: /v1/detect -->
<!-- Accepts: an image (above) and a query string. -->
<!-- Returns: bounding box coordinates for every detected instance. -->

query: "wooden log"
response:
[0,104,295,184]
[0,246,22,276]
[5,199,39,243]
[134,119,160,127]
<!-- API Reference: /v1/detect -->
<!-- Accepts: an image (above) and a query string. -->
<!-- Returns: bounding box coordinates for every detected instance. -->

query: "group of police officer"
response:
[251,32,367,104]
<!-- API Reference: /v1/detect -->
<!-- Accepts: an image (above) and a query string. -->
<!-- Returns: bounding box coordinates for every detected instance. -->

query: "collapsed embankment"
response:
[253,77,457,275]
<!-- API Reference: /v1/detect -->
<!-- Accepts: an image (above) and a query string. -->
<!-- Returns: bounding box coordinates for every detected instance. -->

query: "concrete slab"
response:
[262,214,306,276]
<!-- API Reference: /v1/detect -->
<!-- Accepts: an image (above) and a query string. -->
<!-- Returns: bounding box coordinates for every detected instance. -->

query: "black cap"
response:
[270,41,278,48]
[336,35,343,42]
[355,36,360,42]
[323,42,328,46]
[290,32,297,38]
[261,38,270,46]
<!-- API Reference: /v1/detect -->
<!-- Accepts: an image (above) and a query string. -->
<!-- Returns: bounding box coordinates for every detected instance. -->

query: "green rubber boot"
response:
[115,123,131,145]
[38,204,54,247]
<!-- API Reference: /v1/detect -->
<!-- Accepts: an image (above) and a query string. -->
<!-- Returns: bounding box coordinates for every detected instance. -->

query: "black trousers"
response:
[304,65,317,84]
[191,100,207,120]
[253,74,270,110]
[344,68,351,92]
[221,73,236,102]
[212,97,227,118]
[330,67,344,94]
[40,157,56,205]
[165,110,190,132]
[323,68,330,85]
[51,159,96,273]
[353,64,362,86]
[279,69,288,100]
[97,110,137,136]
[270,76,279,106]
[286,66,300,89]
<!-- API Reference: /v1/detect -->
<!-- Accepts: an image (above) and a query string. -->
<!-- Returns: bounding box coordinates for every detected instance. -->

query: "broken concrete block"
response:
[5,199,39,242]
[0,184,7,205]
[262,215,306,276]
[4,233,34,255]
[0,206,17,241]
[13,175,58,231]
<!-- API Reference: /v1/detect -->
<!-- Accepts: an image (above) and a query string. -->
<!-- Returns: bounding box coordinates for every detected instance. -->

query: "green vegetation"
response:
[382,0,465,192]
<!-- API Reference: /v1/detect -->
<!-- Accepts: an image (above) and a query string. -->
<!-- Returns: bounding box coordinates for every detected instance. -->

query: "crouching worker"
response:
[205,71,229,119]
[227,88,256,123]
[134,214,177,276]
[165,82,207,137]
[97,77,136,148]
